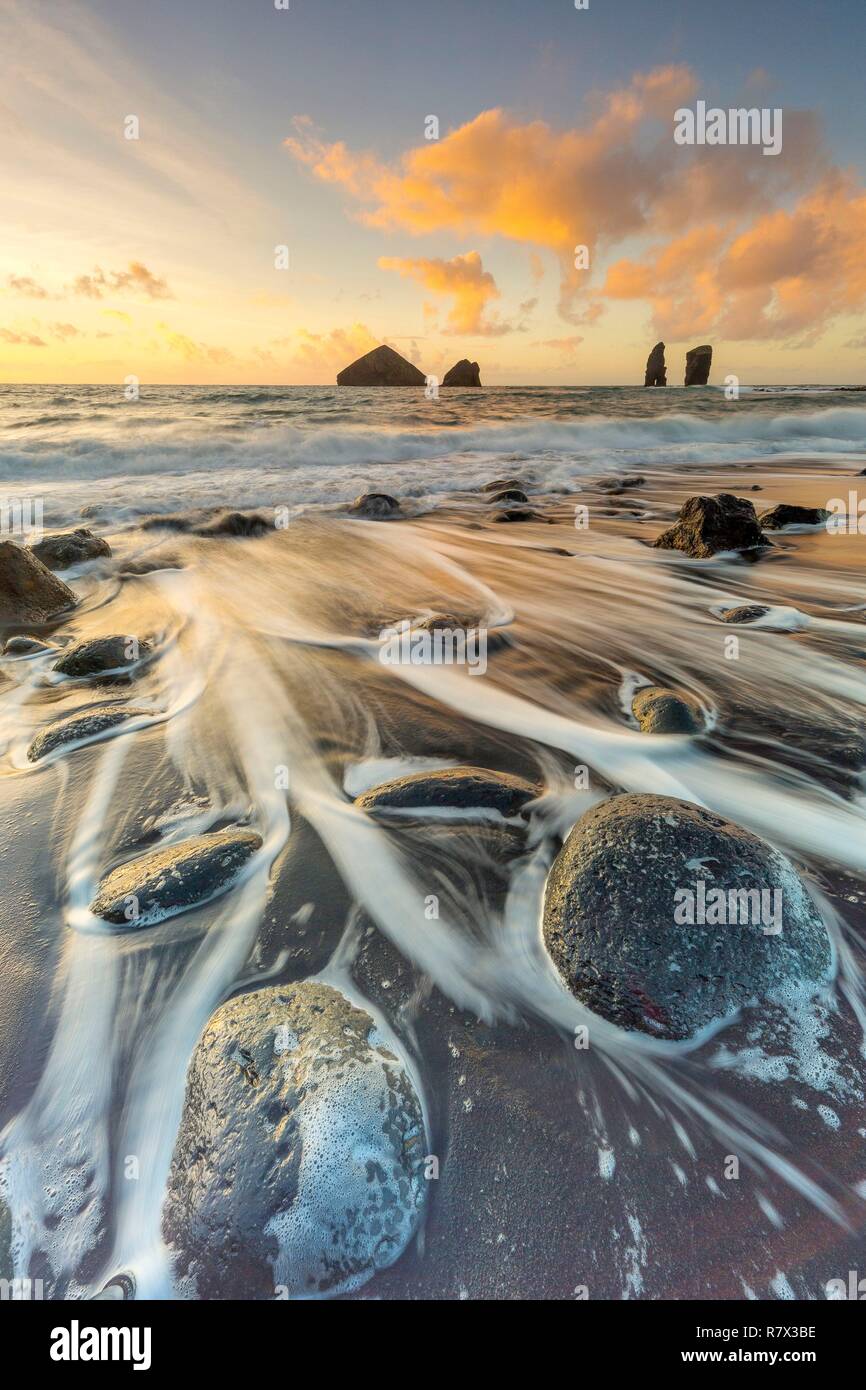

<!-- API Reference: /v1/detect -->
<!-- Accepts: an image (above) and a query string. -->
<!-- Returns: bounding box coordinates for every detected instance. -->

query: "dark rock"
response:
[91,1273,136,1301]
[0,1196,11,1280]
[139,512,196,533]
[348,493,401,520]
[412,613,465,633]
[337,344,426,387]
[3,635,56,656]
[542,793,831,1040]
[162,981,427,1298]
[29,528,111,569]
[27,704,152,762]
[758,504,830,531]
[90,828,262,926]
[750,484,763,491]
[644,342,667,387]
[481,478,524,493]
[487,488,528,504]
[684,344,713,386]
[53,635,153,678]
[0,541,76,625]
[442,359,481,387]
[355,766,539,821]
[653,494,769,558]
[632,686,704,734]
[491,508,539,523]
[718,605,771,624]
[194,511,271,538]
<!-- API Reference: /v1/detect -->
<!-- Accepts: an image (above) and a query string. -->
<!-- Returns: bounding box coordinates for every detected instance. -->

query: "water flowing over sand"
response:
[1,389,866,1298]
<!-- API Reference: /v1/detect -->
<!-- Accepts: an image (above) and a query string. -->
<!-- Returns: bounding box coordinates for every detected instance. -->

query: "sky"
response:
[1,0,865,385]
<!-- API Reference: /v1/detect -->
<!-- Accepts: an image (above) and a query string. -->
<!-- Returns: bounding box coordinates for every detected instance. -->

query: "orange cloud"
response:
[69,261,171,300]
[6,275,50,298]
[285,68,842,339]
[290,322,381,373]
[156,322,233,363]
[378,251,508,335]
[0,328,46,346]
[602,173,866,341]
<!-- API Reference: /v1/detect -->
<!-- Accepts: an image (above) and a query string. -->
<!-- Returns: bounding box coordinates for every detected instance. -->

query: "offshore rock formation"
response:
[337,344,426,386]
[442,359,481,387]
[684,344,713,385]
[644,342,667,386]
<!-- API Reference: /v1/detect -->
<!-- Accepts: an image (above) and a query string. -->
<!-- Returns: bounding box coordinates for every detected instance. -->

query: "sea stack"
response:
[442,359,481,387]
[644,342,666,387]
[336,344,426,387]
[684,344,713,386]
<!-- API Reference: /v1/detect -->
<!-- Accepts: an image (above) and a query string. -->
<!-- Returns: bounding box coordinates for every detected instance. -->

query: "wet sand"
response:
[1,455,865,1300]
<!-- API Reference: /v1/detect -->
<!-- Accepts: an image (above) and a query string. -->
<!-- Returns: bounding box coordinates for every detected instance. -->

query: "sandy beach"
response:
[2,433,866,1300]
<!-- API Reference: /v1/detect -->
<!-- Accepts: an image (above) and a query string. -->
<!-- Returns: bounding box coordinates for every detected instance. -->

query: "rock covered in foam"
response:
[162,981,427,1298]
[90,828,262,925]
[542,794,832,1040]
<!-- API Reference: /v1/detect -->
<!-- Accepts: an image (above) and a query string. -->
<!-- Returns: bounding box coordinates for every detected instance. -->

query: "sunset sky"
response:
[1,0,865,385]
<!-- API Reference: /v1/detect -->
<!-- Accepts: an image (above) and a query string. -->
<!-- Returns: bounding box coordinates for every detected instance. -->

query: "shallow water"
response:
[1,414,866,1297]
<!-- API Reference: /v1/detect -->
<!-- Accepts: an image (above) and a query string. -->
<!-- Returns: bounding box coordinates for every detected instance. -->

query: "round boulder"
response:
[348,493,401,520]
[632,686,705,734]
[162,981,427,1299]
[53,635,152,678]
[29,528,111,570]
[542,794,832,1040]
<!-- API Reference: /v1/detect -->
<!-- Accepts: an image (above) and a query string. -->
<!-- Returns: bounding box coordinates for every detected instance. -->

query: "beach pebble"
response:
[162,981,427,1299]
[53,635,152,678]
[27,703,151,762]
[194,510,271,538]
[29,528,111,570]
[481,478,524,493]
[542,794,831,1040]
[491,508,540,523]
[632,685,705,734]
[653,494,770,558]
[757,504,830,530]
[717,605,771,624]
[89,827,262,926]
[3,635,57,656]
[487,488,528,505]
[0,540,76,625]
[355,765,539,821]
[348,493,401,519]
